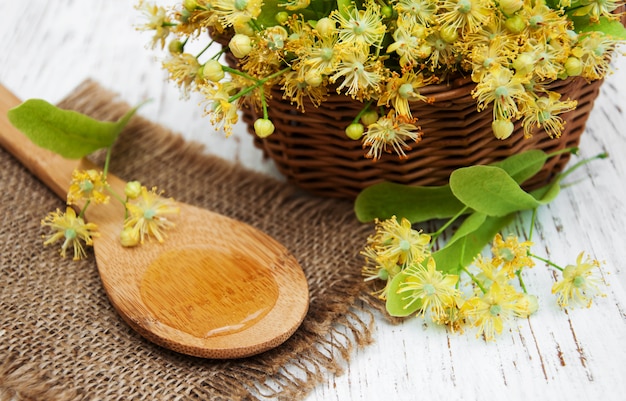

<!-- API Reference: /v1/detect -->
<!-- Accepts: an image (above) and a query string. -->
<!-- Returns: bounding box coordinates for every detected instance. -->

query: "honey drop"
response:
[140,248,279,338]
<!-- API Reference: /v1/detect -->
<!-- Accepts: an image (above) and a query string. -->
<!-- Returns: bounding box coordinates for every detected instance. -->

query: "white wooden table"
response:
[2,1,625,400]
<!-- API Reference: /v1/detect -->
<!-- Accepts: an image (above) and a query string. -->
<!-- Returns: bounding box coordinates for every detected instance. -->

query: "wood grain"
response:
[1,0,624,399]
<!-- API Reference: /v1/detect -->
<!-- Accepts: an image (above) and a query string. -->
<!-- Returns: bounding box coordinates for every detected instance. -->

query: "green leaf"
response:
[571,15,626,39]
[354,182,465,223]
[8,99,141,159]
[385,271,423,317]
[449,165,541,216]
[446,212,487,247]
[491,149,548,184]
[433,213,515,275]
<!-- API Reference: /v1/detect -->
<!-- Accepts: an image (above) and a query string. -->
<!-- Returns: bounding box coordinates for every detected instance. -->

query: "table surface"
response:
[1,2,625,400]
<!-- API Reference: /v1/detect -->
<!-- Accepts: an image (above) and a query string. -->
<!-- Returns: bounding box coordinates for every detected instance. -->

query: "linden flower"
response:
[438,0,494,33]
[396,258,461,320]
[42,207,99,260]
[363,114,421,160]
[136,0,171,49]
[521,92,577,138]
[212,0,263,28]
[377,72,434,118]
[122,186,180,246]
[490,233,534,277]
[332,0,387,49]
[163,53,201,98]
[462,282,521,341]
[394,0,438,26]
[473,65,529,122]
[367,215,432,267]
[361,246,402,299]
[552,252,604,308]
[331,49,384,101]
[67,169,110,205]
[202,81,240,136]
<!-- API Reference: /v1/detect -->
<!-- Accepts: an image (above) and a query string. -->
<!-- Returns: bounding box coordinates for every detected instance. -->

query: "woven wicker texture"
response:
[238,75,602,199]
[0,81,373,401]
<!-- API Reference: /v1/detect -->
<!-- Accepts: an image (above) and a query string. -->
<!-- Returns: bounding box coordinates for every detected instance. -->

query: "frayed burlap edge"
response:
[0,80,377,401]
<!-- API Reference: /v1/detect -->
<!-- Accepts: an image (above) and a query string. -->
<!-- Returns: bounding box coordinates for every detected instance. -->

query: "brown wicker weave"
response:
[235,73,603,199]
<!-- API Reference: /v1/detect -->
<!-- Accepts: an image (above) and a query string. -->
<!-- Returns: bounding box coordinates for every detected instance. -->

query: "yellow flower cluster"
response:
[138,0,624,158]
[41,170,179,260]
[362,217,604,340]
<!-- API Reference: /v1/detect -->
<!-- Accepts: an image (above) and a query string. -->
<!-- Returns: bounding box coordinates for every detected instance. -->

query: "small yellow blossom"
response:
[123,186,180,245]
[67,169,109,205]
[377,72,435,119]
[162,53,201,98]
[490,233,534,277]
[42,207,99,260]
[212,0,263,28]
[367,215,432,267]
[394,0,438,26]
[473,65,529,122]
[332,0,387,49]
[363,114,421,160]
[438,0,494,33]
[331,49,384,101]
[552,252,604,308]
[397,258,461,320]
[521,91,577,138]
[462,282,520,341]
[136,0,172,49]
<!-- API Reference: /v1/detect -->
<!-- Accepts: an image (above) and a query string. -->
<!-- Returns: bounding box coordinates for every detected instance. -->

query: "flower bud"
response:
[229,34,252,58]
[125,181,142,199]
[254,118,275,138]
[360,110,378,127]
[276,11,289,25]
[202,60,225,82]
[304,70,323,87]
[315,17,336,36]
[120,227,140,247]
[504,15,526,34]
[492,119,514,140]
[345,123,364,140]
[183,0,199,11]
[564,57,583,77]
[440,25,459,43]
[168,39,184,54]
[499,0,523,15]
[512,53,534,76]
[515,294,539,318]
[381,5,394,18]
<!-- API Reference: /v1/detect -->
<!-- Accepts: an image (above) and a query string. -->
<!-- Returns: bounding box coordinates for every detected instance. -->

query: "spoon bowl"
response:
[0,84,309,359]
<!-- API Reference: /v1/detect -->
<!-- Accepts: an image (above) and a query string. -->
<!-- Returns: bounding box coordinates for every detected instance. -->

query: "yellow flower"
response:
[331,48,384,101]
[67,169,109,206]
[122,186,180,245]
[162,53,201,98]
[552,252,604,308]
[462,282,520,341]
[202,81,240,136]
[574,31,618,81]
[490,233,534,277]
[377,72,435,118]
[394,0,438,26]
[41,207,99,260]
[363,114,421,160]
[521,91,577,138]
[397,258,461,320]
[135,0,171,49]
[367,215,432,267]
[438,0,494,33]
[212,0,263,28]
[332,0,387,50]
[361,246,402,299]
[473,65,529,121]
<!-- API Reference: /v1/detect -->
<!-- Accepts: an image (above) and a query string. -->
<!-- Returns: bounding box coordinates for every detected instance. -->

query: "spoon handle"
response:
[0,84,80,200]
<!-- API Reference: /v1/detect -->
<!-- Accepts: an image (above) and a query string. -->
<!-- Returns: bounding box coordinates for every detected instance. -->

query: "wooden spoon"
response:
[0,84,309,359]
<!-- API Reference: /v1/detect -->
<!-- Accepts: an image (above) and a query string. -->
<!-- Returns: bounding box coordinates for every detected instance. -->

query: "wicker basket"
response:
[215,37,611,200]
[236,72,603,199]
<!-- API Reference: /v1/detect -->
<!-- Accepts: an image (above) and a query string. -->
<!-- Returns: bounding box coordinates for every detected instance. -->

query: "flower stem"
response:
[529,252,564,271]
[516,269,528,293]
[223,66,291,103]
[461,265,487,294]
[428,206,469,242]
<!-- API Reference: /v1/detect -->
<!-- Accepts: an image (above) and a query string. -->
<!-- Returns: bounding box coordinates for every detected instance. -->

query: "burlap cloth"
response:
[0,81,376,400]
